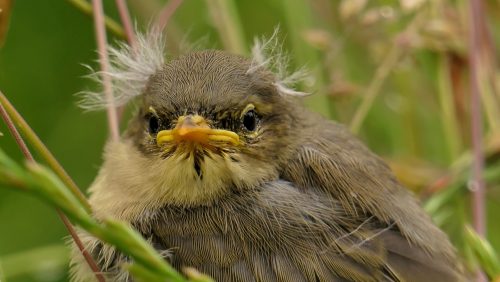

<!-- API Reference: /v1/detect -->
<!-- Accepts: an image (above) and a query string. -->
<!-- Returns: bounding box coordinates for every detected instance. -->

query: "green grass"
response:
[1,0,499,281]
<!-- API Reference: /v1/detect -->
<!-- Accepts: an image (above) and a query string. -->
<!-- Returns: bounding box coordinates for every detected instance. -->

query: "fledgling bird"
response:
[71,32,463,281]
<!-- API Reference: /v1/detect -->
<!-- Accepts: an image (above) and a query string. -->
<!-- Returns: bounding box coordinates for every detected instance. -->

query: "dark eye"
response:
[148,115,160,133]
[242,110,258,131]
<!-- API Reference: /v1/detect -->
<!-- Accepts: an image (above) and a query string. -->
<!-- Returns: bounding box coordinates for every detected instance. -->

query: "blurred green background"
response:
[1,0,499,281]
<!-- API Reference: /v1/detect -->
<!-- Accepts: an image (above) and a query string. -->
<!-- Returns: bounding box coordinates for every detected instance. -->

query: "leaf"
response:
[183,267,214,282]
[464,226,500,279]
[125,263,169,282]
[0,245,68,280]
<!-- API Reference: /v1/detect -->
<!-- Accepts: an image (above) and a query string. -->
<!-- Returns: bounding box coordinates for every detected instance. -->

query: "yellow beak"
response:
[156,115,240,146]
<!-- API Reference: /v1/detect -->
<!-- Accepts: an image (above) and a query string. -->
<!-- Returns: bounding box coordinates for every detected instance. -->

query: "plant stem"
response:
[0,92,105,282]
[205,0,246,55]
[468,0,487,279]
[348,12,426,134]
[0,97,32,161]
[115,0,137,49]
[0,92,91,212]
[468,0,486,237]
[58,210,106,282]
[92,0,120,141]
[67,0,126,39]
[155,0,184,31]
[280,0,331,118]
[349,44,402,134]
[437,55,462,161]
[113,0,137,122]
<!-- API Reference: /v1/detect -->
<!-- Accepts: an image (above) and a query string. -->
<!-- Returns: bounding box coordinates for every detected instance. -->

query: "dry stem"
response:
[92,0,120,141]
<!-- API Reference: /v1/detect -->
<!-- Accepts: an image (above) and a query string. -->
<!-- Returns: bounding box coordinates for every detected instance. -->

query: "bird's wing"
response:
[379,230,462,282]
[280,116,462,281]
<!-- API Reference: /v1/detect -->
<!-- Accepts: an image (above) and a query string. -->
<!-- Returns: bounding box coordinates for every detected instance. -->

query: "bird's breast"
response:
[134,180,393,281]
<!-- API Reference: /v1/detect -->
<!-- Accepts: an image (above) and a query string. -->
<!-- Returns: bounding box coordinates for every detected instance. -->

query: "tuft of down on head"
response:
[247,28,311,97]
[78,28,310,111]
[78,31,166,111]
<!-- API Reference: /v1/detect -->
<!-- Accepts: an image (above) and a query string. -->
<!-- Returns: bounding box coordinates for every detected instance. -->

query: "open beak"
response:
[156,115,239,146]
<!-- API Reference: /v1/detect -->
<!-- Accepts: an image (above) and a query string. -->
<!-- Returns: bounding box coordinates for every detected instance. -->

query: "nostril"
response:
[176,115,210,129]
[182,116,198,127]
[191,115,206,125]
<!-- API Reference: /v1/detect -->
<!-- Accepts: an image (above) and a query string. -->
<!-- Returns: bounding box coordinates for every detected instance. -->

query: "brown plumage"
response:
[71,50,463,281]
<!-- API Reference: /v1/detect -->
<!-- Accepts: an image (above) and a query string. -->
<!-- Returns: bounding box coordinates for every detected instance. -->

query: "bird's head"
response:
[119,50,300,208]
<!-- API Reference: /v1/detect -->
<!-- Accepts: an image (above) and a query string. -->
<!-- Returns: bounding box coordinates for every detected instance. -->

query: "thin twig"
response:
[66,0,126,39]
[0,92,91,212]
[474,0,499,132]
[349,45,402,134]
[468,0,486,237]
[58,211,106,282]
[0,99,32,161]
[155,0,184,31]
[115,0,137,123]
[349,13,426,134]
[114,0,137,122]
[468,0,487,280]
[0,94,105,282]
[115,0,137,49]
[437,55,462,161]
[92,0,120,141]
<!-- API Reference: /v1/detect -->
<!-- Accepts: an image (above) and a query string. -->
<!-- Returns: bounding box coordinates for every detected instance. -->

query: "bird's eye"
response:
[242,110,258,131]
[148,115,160,134]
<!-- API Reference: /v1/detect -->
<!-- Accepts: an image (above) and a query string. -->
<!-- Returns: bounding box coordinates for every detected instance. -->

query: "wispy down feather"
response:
[248,28,311,97]
[78,31,166,111]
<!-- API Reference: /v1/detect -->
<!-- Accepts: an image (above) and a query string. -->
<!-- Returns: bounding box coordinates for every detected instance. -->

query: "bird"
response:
[70,32,463,282]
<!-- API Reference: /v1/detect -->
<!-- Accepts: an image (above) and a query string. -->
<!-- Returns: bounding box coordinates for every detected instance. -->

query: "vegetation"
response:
[0,0,499,281]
